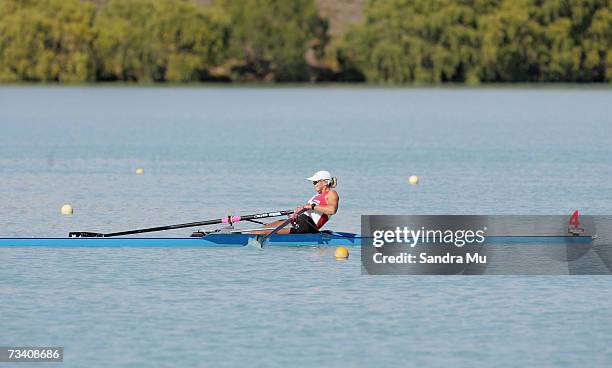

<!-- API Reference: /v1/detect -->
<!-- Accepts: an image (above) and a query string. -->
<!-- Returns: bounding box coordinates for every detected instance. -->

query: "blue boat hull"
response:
[0,233,593,248]
[0,232,363,248]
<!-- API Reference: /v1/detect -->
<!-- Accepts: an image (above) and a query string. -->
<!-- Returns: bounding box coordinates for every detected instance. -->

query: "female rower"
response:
[253,170,339,234]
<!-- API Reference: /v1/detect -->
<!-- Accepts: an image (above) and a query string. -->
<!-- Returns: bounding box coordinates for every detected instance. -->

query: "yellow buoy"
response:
[135,167,145,175]
[60,204,73,215]
[335,246,349,260]
[408,175,419,185]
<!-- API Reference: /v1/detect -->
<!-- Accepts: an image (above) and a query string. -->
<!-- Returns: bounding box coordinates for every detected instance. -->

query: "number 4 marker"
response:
[569,210,580,227]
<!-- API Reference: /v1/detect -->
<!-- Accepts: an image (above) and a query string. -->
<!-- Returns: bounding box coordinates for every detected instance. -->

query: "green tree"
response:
[339,0,490,84]
[0,0,96,82]
[340,0,610,83]
[478,0,542,81]
[94,0,230,82]
[1,0,608,84]
[479,0,610,82]
[220,0,329,81]
[572,0,611,81]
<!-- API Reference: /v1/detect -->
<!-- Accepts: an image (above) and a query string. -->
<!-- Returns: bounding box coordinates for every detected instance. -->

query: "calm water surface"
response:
[1,86,611,367]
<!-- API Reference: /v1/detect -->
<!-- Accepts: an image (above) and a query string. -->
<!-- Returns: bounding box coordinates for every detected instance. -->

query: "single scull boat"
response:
[0,231,363,247]
[0,233,594,248]
[0,210,595,248]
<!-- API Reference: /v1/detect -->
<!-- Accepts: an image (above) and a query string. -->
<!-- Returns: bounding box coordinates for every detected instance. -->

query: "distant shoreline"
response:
[1,82,610,90]
[2,1,609,85]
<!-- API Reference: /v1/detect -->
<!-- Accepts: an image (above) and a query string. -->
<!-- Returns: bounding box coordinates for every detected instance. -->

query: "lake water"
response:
[1,86,611,367]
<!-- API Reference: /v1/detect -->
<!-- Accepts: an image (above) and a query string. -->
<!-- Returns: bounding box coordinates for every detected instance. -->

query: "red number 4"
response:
[569,210,580,227]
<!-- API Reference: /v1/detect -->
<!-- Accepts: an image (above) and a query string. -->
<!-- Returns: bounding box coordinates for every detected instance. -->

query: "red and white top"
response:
[306,192,331,229]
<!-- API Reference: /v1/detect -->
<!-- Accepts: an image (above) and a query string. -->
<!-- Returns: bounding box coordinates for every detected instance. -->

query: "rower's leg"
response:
[249,219,292,234]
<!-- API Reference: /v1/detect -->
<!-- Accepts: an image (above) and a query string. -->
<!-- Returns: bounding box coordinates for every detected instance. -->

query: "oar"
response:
[248,208,308,248]
[69,210,294,237]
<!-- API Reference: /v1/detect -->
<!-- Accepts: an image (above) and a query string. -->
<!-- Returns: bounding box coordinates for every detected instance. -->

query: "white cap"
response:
[307,170,332,182]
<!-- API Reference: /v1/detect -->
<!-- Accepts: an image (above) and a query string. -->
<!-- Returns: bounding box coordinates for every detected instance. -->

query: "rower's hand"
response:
[290,206,302,220]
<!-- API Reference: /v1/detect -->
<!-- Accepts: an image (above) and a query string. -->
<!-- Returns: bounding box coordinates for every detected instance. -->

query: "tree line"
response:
[0,0,610,83]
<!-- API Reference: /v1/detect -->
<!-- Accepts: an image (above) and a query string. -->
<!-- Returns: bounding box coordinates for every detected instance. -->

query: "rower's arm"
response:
[307,190,339,215]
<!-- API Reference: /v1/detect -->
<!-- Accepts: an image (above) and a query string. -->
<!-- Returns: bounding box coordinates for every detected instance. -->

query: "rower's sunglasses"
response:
[312,180,320,185]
